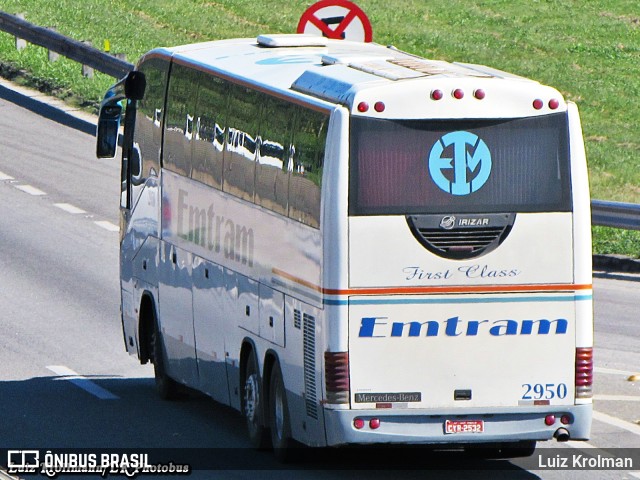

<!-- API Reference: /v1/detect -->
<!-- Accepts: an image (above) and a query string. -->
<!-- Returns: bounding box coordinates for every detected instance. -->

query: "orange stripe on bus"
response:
[321,284,593,296]
[272,268,323,293]
[272,268,592,296]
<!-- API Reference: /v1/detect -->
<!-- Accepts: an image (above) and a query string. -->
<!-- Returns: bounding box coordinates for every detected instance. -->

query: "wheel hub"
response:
[244,374,259,422]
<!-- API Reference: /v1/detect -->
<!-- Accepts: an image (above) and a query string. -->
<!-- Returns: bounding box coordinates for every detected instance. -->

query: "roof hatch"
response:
[257,34,328,48]
[324,53,495,81]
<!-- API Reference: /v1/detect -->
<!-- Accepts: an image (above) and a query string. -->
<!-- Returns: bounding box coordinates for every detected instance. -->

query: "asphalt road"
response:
[0,81,639,480]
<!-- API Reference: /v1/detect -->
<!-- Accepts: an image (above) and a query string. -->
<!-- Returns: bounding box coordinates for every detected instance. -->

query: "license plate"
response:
[444,420,484,434]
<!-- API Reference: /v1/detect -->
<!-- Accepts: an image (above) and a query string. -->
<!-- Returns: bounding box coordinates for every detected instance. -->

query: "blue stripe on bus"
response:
[323,294,593,306]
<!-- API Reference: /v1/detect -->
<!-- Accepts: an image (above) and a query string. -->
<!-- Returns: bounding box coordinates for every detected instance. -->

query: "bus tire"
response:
[243,353,269,449]
[152,319,179,400]
[269,362,293,462]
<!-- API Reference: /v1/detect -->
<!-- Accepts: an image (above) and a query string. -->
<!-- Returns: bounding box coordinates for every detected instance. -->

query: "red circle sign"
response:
[297,0,373,43]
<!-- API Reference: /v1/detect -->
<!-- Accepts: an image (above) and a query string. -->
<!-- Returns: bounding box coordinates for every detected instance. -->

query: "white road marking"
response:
[0,467,21,480]
[46,365,119,400]
[592,410,640,436]
[595,366,639,376]
[594,394,640,402]
[565,440,598,449]
[54,203,86,214]
[94,220,119,232]
[15,184,46,196]
[1,173,117,232]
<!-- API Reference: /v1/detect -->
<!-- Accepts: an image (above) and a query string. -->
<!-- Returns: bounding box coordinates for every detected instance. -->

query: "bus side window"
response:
[289,108,328,229]
[192,74,227,190]
[126,58,168,209]
[164,63,197,177]
[255,96,292,216]
[223,84,260,202]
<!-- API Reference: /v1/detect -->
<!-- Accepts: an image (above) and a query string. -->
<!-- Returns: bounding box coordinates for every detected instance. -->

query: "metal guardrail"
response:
[0,11,638,231]
[591,200,640,230]
[0,11,134,78]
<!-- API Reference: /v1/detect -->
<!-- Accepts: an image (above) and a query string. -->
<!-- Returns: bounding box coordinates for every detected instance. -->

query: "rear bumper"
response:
[324,404,592,446]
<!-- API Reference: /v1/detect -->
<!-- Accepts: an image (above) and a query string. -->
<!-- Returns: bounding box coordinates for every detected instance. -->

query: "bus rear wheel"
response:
[269,362,293,461]
[151,319,179,400]
[242,353,269,449]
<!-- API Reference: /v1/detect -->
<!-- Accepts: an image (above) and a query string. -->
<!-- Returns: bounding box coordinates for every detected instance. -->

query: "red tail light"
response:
[325,351,349,404]
[431,89,443,100]
[374,101,385,112]
[357,102,369,113]
[575,347,593,399]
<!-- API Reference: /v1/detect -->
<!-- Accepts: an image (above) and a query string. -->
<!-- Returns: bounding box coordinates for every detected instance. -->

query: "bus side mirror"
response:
[96,70,146,159]
[125,71,146,101]
[96,102,122,159]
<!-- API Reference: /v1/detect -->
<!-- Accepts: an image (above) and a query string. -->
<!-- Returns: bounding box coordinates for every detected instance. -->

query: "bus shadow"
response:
[0,375,541,478]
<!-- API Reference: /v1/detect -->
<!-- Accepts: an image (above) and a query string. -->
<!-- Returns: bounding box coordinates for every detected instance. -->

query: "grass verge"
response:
[0,0,639,257]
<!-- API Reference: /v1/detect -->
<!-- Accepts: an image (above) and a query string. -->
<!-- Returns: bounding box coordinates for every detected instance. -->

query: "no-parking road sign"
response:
[297,0,373,43]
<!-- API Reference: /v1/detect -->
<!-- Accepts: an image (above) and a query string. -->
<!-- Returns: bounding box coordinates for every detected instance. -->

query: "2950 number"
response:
[521,383,568,400]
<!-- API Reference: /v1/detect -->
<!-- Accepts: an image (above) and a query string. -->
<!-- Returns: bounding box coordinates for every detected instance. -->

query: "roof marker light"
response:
[374,101,385,112]
[533,99,544,110]
[474,89,486,100]
[549,99,560,110]
[357,102,369,113]
[431,89,443,101]
[453,89,464,100]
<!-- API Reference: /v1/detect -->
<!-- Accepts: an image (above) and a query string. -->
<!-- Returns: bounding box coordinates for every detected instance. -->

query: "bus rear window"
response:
[349,113,572,215]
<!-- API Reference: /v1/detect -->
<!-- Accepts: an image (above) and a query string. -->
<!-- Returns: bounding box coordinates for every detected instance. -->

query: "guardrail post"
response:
[47,27,59,62]
[15,13,26,50]
[81,41,94,78]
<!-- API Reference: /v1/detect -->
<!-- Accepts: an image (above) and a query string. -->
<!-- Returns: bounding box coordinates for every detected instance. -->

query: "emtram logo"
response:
[428,131,492,196]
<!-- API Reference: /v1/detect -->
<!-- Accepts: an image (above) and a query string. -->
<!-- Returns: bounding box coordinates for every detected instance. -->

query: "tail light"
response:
[575,347,593,399]
[325,351,350,404]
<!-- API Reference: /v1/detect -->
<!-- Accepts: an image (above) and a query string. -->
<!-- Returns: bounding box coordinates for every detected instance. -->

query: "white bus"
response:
[97,33,593,458]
